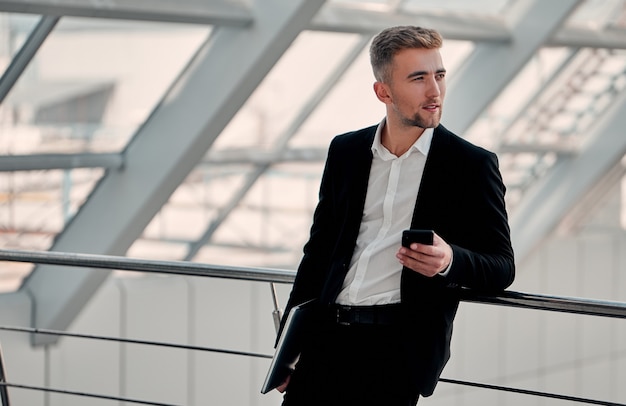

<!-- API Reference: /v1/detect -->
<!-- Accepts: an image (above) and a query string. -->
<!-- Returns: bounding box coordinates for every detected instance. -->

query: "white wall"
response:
[0,292,46,405]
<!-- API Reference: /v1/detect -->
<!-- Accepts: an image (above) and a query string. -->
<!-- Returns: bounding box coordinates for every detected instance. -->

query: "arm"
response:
[398,152,515,292]
[446,152,515,292]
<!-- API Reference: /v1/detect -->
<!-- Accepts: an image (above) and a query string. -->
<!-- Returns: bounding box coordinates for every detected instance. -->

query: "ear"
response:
[373,81,392,104]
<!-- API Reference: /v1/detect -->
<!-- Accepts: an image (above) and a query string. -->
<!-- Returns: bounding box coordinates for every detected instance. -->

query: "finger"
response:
[276,375,291,393]
[397,251,439,276]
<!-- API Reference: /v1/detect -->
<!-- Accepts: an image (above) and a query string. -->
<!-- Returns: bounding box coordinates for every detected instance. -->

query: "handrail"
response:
[0,248,295,284]
[1,248,625,319]
[459,289,626,319]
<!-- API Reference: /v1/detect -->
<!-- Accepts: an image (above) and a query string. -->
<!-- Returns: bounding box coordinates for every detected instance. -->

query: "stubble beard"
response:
[401,110,441,129]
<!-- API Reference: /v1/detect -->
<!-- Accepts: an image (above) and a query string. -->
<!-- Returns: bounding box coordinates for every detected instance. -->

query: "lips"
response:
[423,104,439,111]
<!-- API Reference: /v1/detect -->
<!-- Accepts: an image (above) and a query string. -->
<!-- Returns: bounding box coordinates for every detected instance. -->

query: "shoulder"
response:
[329,124,377,151]
[434,124,497,163]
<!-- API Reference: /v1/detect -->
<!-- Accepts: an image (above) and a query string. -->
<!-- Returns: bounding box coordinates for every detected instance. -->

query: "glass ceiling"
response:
[1,0,626,292]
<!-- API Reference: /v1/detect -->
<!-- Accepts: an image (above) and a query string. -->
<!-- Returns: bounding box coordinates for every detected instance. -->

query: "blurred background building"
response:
[0,0,624,405]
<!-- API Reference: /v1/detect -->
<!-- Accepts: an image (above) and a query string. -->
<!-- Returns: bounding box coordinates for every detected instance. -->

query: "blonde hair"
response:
[370,26,443,83]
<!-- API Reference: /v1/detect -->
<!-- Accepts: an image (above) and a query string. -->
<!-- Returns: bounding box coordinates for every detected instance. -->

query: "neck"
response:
[381,120,426,157]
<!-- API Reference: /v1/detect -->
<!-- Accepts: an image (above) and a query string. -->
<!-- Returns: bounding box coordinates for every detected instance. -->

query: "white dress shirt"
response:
[335,119,433,306]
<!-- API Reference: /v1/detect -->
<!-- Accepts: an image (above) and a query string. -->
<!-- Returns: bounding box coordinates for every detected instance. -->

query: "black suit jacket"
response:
[283,123,515,396]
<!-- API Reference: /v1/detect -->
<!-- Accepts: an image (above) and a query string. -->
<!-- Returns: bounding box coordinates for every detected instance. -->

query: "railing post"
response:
[0,344,10,406]
[269,283,283,333]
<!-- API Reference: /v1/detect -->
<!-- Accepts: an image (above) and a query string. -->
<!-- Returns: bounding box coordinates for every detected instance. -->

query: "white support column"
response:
[510,90,626,262]
[20,0,326,345]
[443,0,582,134]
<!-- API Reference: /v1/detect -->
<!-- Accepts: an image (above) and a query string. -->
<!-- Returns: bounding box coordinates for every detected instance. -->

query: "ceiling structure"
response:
[1,0,626,340]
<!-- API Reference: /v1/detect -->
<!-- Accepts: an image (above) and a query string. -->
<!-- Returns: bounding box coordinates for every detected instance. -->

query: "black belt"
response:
[330,303,403,326]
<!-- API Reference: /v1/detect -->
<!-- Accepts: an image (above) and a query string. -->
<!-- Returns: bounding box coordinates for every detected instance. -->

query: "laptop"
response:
[261,299,316,394]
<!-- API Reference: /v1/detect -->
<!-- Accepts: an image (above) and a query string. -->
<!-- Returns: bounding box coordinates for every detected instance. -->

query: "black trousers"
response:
[281,314,420,406]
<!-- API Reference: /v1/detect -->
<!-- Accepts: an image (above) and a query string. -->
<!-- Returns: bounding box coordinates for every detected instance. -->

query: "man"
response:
[277,26,515,406]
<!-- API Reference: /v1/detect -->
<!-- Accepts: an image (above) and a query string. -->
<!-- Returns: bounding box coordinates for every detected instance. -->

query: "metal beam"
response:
[0,15,59,106]
[497,143,577,156]
[0,0,252,27]
[206,147,327,165]
[311,4,626,50]
[443,0,583,135]
[184,35,371,261]
[7,1,626,50]
[310,5,511,43]
[510,88,626,263]
[0,147,327,171]
[0,153,123,171]
[500,47,579,131]
[552,26,626,49]
[19,0,327,345]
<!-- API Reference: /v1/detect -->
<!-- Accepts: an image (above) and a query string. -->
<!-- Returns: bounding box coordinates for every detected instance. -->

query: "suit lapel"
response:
[343,128,375,237]
[410,125,452,229]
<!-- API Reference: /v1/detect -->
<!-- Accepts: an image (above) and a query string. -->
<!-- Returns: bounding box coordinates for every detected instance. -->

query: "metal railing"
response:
[0,344,8,406]
[0,248,624,405]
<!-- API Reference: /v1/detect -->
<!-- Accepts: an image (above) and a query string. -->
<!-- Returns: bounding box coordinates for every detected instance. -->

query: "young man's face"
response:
[380,47,447,129]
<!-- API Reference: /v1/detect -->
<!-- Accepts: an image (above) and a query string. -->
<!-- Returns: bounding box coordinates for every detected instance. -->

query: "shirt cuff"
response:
[438,252,453,277]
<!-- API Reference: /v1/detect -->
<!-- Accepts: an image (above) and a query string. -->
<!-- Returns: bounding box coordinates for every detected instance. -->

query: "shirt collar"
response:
[372,118,434,158]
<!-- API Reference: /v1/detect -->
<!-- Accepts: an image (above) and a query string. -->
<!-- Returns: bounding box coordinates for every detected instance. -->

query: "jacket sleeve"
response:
[445,152,515,292]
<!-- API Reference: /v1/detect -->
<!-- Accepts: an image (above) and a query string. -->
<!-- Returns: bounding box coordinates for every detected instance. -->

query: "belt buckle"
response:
[336,307,352,326]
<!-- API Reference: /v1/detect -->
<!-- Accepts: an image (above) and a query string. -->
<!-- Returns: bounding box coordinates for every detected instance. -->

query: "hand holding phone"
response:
[399,229,453,277]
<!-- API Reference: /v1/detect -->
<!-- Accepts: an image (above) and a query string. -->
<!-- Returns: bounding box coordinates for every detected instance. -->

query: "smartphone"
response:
[402,229,434,248]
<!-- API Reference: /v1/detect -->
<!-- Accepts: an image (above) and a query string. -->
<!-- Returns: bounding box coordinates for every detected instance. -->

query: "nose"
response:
[426,77,441,98]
